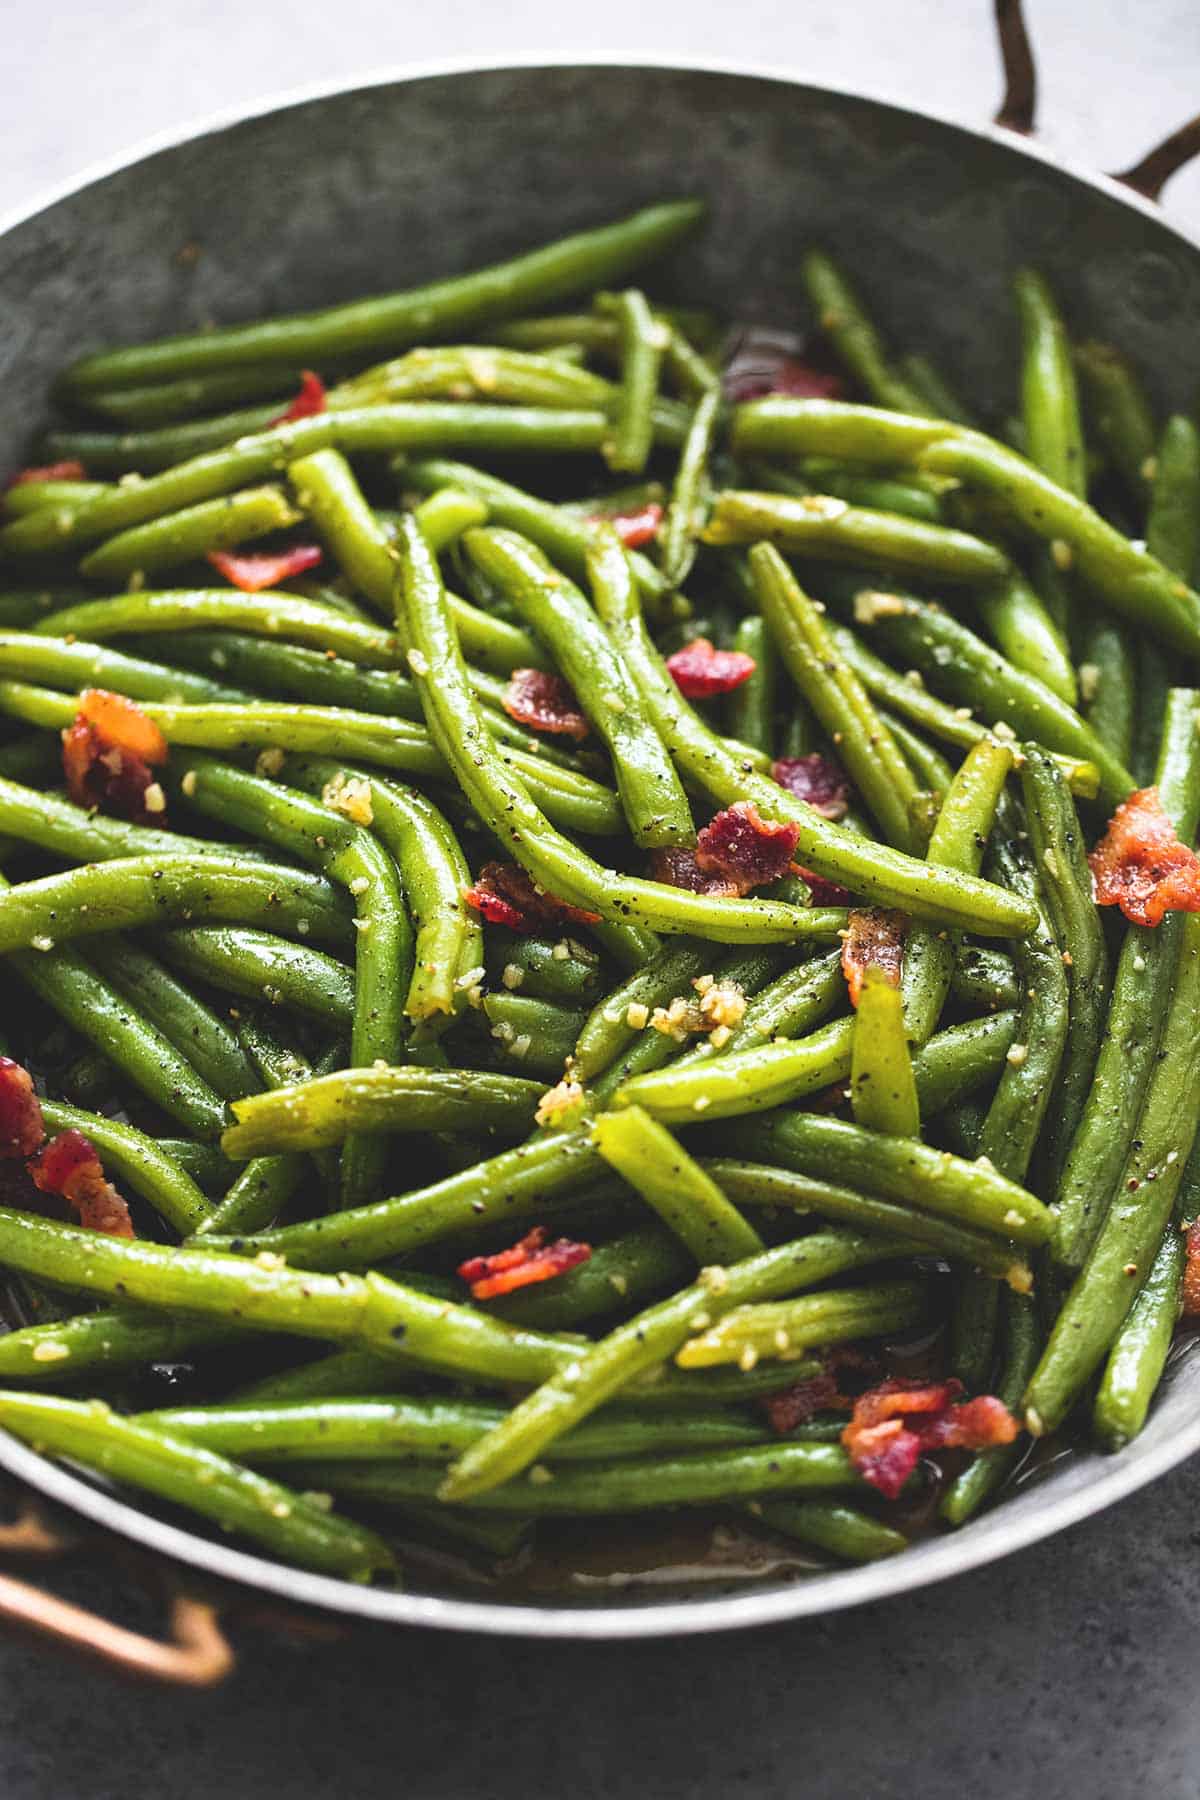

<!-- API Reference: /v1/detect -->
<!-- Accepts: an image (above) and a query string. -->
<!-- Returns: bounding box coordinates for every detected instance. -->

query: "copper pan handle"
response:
[992,0,1200,200]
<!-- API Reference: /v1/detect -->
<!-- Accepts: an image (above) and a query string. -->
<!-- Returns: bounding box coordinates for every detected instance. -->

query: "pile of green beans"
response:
[0,203,1197,1591]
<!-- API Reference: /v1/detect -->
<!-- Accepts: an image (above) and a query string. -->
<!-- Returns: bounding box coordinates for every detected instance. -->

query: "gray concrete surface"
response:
[1,3,1199,1794]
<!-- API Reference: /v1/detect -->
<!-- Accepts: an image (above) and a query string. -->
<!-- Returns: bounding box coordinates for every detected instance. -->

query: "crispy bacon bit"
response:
[762,1346,881,1434]
[271,369,327,425]
[841,907,907,1006]
[458,1226,590,1300]
[5,459,87,489]
[722,326,845,404]
[1088,785,1200,927]
[1182,1220,1200,1317]
[695,802,800,894]
[648,849,740,898]
[842,1378,1019,1500]
[772,754,850,820]
[464,861,601,934]
[797,868,853,906]
[0,1059,45,1160]
[207,544,323,593]
[586,501,663,548]
[62,687,169,824]
[502,668,590,741]
[665,637,756,699]
[27,1130,135,1238]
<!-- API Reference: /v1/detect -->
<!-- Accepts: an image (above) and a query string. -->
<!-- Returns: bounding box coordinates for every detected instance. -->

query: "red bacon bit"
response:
[842,1378,1019,1500]
[762,1346,881,1434]
[4,459,87,489]
[1088,785,1200,927]
[722,326,845,404]
[502,668,590,742]
[458,1226,591,1300]
[271,370,327,425]
[665,637,756,699]
[772,754,850,820]
[586,501,663,548]
[648,849,740,898]
[27,1129,135,1238]
[207,543,323,593]
[695,801,800,894]
[62,687,169,824]
[0,1059,45,1160]
[797,868,853,906]
[841,907,907,1006]
[463,861,601,934]
[1182,1220,1200,1317]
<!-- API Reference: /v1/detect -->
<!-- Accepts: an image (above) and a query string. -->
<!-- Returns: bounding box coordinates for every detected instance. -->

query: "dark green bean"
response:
[156,926,355,1025]
[79,486,299,583]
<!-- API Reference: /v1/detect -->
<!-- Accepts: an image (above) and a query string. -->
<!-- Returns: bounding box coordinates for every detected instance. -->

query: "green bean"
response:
[463,527,694,848]
[439,1229,899,1499]
[1053,689,1200,1270]
[1092,1223,1185,1452]
[691,948,845,1060]
[802,253,932,413]
[155,1137,241,1193]
[0,629,247,705]
[589,532,1034,933]
[879,710,954,798]
[136,1393,777,1465]
[722,1111,1052,1248]
[45,407,286,473]
[222,1065,542,1158]
[286,448,397,613]
[845,586,1133,805]
[907,1011,1019,1115]
[1,480,110,517]
[676,1279,925,1368]
[202,1129,601,1270]
[294,1440,857,1513]
[40,1099,210,1236]
[79,486,300,583]
[0,853,351,955]
[411,487,491,553]
[37,587,408,665]
[782,459,947,524]
[338,343,614,409]
[0,591,67,628]
[974,573,1076,707]
[1019,748,1109,1184]
[64,202,704,390]
[0,1392,390,1579]
[1146,415,1200,583]
[1014,269,1086,499]
[1074,340,1157,503]
[85,937,257,1100]
[0,770,261,868]
[1024,912,1200,1436]
[0,1306,242,1384]
[156,926,354,1025]
[399,457,666,597]
[1078,620,1136,772]
[951,946,1019,1010]
[749,543,920,850]
[82,365,304,426]
[757,1498,907,1562]
[851,969,920,1137]
[603,289,664,473]
[490,1223,692,1330]
[481,991,583,1079]
[487,933,600,1006]
[135,629,417,718]
[0,1205,581,1384]
[895,352,977,427]
[940,1289,1039,1524]
[722,615,773,756]
[661,386,719,587]
[706,491,1011,585]
[397,517,830,944]
[574,941,712,1081]
[593,1106,764,1264]
[616,1014,853,1123]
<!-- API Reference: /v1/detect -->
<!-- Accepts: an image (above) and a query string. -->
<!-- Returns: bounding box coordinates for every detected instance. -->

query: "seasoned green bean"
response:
[593,1105,764,1264]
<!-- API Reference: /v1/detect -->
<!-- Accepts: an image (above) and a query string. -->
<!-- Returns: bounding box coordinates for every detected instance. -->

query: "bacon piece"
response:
[207,543,323,592]
[772,754,850,820]
[665,637,756,699]
[27,1129,135,1238]
[271,370,327,425]
[842,1377,1018,1500]
[5,459,87,489]
[797,868,853,906]
[648,849,740,898]
[502,668,590,741]
[722,326,845,404]
[0,1059,45,1160]
[762,1346,881,1434]
[585,501,663,548]
[695,801,800,893]
[841,907,907,1006]
[1088,785,1200,927]
[458,1226,591,1300]
[1182,1221,1200,1317]
[463,861,601,934]
[62,688,169,824]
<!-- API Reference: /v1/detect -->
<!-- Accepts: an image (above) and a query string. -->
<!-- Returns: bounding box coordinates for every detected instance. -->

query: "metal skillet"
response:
[0,12,1199,1678]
